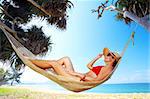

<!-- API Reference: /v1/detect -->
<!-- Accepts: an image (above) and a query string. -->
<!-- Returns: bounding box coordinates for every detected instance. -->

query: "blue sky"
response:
[17,0,149,84]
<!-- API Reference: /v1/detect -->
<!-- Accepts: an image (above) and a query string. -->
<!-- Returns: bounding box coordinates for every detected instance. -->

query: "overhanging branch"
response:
[0,20,23,43]
[26,0,62,17]
[104,5,150,32]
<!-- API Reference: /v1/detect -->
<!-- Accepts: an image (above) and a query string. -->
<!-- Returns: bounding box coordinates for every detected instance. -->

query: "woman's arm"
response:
[87,54,103,70]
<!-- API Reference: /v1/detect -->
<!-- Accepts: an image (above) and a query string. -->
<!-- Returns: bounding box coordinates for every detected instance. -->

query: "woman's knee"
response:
[48,61,58,66]
[63,56,71,61]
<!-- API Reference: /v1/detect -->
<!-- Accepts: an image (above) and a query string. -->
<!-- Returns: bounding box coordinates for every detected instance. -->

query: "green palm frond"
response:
[0,0,64,84]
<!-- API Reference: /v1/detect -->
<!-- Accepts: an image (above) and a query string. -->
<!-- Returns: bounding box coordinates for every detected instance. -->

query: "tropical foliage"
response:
[0,0,73,84]
[0,68,5,80]
[94,0,149,24]
[0,67,22,85]
[114,0,150,24]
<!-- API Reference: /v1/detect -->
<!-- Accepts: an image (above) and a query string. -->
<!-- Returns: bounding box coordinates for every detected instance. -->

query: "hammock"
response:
[0,26,134,92]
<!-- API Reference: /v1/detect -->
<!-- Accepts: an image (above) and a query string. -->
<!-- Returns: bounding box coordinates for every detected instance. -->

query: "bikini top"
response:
[91,66,104,76]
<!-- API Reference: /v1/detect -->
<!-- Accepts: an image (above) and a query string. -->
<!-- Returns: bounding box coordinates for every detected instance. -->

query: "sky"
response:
[1,0,149,85]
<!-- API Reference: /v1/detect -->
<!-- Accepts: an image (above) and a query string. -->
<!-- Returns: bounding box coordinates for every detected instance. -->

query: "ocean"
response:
[15,82,150,93]
[86,83,150,93]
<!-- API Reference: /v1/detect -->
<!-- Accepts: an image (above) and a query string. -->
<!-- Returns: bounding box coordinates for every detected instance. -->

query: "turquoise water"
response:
[86,83,150,93]
[16,83,150,93]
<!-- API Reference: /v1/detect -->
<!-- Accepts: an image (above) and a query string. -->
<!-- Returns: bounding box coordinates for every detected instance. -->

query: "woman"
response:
[27,48,121,81]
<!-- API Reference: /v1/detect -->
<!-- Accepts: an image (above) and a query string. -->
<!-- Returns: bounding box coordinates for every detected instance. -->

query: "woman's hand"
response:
[80,75,86,81]
[80,76,94,81]
[87,64,93,70]
[87,53,103,70]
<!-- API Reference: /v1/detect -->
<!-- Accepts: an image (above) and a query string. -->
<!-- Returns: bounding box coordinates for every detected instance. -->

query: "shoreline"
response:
[0,86,150,99]
[2,84,150,94]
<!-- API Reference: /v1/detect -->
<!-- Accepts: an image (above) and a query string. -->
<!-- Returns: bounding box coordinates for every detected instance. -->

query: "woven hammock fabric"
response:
[0,26,132,92]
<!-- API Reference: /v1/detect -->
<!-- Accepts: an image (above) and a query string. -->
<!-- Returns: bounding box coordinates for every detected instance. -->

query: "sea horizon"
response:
[7,82,150,93]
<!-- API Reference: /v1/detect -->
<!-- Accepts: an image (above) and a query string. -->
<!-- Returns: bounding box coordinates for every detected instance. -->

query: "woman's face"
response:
[104,53,115,64]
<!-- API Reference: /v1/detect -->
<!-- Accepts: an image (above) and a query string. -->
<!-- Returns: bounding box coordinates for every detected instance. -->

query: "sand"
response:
[0,86,149,99]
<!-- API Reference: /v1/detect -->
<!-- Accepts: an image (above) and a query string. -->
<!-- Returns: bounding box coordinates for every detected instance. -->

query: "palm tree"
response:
[0,68,5,80]
[0,68,7,85]
[94,0,149,29]
[114,0,149,24]
[0,0,73,84]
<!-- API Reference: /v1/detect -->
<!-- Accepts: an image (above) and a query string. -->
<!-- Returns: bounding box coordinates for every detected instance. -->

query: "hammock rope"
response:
[0,26,134,92]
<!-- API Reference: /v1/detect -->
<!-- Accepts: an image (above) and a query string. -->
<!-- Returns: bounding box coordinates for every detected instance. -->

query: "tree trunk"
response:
[26,0,62,17]
[123,11,150,32]
[105,5,150,32]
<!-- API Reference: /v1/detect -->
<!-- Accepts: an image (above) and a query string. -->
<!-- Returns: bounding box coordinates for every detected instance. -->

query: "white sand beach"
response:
[0,86,149,99]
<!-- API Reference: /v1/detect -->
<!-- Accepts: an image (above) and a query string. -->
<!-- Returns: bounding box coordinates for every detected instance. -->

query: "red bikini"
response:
[92,66,104,76]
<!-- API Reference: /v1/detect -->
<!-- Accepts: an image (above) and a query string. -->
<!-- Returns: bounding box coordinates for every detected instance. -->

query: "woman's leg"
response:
[29,59,70,76]
[48,61,75,77]
[29,59,55,69]
[49,61,84,80]
[56,56,75,72]
[29,58,84,80]
[29,56,74,70]
[56,57,85,78]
